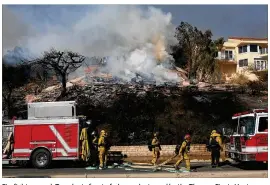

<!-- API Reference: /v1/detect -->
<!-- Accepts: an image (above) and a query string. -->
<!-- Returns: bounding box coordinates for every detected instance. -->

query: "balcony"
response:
[259,48,268,55]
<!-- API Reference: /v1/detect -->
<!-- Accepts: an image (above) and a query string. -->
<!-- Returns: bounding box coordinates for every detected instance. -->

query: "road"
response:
[2,161,268,178]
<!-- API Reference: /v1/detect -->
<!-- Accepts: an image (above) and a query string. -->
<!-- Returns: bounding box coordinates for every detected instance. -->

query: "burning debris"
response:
[74,60,188,87]
[22,64,190,105]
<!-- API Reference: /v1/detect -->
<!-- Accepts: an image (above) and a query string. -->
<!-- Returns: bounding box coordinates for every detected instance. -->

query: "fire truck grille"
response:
[235,136,241,152]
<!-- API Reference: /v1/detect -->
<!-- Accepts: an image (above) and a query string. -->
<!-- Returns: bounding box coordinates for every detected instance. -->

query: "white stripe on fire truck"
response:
[30,141,56,144]
[49,125,77,153]
[241,146,268,152]
[13,149,32,153]
[56,148,68,156]
[14,119,79,125]
[13,148,68,156]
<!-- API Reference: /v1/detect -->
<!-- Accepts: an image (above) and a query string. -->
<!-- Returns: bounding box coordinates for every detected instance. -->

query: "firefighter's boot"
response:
[174,165,180,171]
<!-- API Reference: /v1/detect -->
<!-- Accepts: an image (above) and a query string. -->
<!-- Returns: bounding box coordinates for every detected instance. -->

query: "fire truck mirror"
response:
[241,126,246,135]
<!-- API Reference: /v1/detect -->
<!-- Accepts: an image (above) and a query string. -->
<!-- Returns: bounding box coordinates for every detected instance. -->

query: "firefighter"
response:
[98,130,107,169]
[174,134,191,172]
[90,131,98,167]
[209,130,223,168]
[151,132,161,166]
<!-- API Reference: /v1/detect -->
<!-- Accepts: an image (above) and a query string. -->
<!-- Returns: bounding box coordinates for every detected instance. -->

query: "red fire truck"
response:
[224,109,268,163]
[2,101,92,169]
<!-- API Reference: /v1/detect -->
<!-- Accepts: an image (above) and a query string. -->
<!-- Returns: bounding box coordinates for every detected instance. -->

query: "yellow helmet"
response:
[100,130,106,135]
[154,132,159,137]
[211,130,217,134]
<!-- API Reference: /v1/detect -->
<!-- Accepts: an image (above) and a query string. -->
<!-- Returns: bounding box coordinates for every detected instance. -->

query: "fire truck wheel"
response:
[31,149,52,169]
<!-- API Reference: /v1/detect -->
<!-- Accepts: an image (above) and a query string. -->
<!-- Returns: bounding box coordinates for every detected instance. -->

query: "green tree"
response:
[174,22,224,82]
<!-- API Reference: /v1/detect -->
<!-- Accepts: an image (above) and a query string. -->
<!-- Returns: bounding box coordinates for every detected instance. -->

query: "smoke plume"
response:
[2,6,34,54]
[3,5,180,84]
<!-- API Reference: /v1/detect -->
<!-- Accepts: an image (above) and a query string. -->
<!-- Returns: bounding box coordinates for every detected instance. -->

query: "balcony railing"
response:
[216,55,235,61]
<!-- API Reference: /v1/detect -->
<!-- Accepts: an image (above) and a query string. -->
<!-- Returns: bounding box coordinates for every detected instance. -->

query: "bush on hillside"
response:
[247,81,267,96]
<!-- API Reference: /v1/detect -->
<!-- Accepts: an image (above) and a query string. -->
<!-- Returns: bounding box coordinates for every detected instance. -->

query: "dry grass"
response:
[229,73,249,85]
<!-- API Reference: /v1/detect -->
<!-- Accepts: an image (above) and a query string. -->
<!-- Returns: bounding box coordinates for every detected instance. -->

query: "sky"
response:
[4,4,268,38]
[2,4,268,55]
[1,4,268,82]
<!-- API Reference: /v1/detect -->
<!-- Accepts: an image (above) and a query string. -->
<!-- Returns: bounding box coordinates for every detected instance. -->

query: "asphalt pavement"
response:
[2,161,268,178]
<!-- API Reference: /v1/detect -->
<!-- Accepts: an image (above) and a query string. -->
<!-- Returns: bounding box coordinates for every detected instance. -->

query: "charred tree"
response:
[31,49,85,97]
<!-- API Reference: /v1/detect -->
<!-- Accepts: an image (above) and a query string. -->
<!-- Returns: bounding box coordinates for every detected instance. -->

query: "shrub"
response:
[254,70,268,82]
[247,81,266,95]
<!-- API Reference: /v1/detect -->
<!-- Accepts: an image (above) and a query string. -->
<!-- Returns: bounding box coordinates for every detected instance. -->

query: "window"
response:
[258,117,268,132]
[259,46,268,54]
[261,61,265,70]
[254,59,267,71]
[225,50,233,60]
[250,44,258,52]
[239,59,248,67]
[238,116,255,135]
[238,45,248,53]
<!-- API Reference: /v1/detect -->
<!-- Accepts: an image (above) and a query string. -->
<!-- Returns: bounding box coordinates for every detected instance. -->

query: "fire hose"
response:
[155,154,178,167]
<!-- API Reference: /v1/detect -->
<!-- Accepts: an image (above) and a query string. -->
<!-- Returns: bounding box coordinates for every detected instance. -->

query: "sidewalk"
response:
[4,170,267,178]
[124,156,228,164]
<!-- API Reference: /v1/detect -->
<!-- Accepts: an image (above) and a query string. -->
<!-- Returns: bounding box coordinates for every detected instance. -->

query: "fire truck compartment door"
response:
[30,125,56,156]
[54,124,79,158]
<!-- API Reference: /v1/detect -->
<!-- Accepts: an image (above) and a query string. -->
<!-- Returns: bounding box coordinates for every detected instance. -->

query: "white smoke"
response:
[3,5,180,84]
[2,6,35,54]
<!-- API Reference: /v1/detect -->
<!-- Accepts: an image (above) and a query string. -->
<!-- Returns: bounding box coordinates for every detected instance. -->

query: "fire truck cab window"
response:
[258,117,268,132]
[239,116,255,135]
[232,118,238,134]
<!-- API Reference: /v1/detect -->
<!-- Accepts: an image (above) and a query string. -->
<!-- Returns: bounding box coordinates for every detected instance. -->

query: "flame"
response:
[25,94,37,103]
[152,34,166,63]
